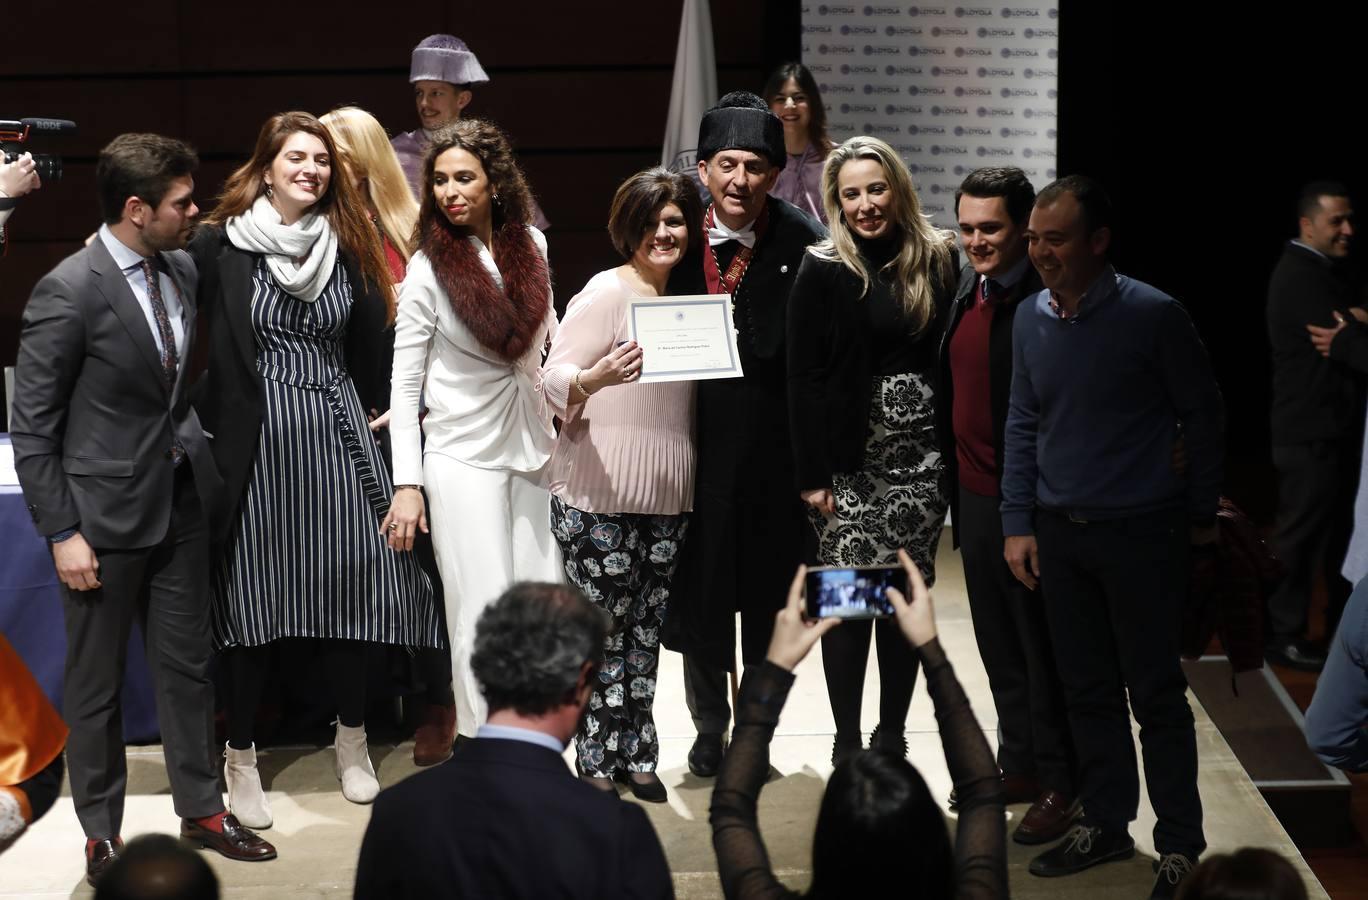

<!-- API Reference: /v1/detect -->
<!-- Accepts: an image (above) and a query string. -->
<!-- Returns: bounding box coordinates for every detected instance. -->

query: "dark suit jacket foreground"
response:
[353,737,675,899]
[11,235,220,548]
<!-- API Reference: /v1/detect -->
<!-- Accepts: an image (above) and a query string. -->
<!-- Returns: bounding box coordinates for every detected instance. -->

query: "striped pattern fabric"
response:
[210,259,442,650]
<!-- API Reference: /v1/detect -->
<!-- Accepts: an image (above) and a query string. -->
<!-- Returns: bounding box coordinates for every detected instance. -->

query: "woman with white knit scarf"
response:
[189,112,442,827]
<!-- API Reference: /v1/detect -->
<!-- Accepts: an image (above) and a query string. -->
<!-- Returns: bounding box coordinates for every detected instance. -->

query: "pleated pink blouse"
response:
[539,269,696,515]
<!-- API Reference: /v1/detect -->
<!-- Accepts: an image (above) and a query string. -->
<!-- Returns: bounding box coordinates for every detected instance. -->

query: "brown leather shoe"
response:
[413,703,457,766]
[85,837,123,887]
[1013,790,1082,845]
[181,813,277,861]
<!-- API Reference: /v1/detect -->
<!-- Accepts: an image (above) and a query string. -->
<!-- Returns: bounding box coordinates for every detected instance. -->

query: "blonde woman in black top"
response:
[787,135,957,765]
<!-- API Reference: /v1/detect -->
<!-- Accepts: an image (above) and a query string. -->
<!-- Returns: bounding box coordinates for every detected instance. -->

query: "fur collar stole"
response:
[419,219,550,362]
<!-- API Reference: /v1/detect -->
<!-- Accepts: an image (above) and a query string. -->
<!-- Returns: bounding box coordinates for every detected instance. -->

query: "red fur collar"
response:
[419,219,550,361]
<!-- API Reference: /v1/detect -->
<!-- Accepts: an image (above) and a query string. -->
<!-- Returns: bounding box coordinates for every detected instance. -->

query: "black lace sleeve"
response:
[709,662,803,900]
[919,637,1008,899]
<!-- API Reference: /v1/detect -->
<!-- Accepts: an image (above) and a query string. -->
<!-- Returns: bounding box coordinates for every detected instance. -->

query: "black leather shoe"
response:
[181,814,277,861]
[687,733,725,777]
[1265,638,1327,672]
[619,771,669,803]
[1028,825,1134,877]
[1149,853,1197,899]
[1013,791,1082,845]
[85,837,123,887]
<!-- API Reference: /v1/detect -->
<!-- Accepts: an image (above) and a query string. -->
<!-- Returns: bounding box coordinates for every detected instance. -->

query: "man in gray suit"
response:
[10,133,275,885]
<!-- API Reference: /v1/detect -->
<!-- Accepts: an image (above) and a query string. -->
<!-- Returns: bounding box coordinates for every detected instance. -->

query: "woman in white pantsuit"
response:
[383,119,560,738]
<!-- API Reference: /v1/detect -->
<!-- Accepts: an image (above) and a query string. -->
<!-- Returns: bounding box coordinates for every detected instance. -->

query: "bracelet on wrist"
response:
[394,484,422,493]
[573,369,595,399]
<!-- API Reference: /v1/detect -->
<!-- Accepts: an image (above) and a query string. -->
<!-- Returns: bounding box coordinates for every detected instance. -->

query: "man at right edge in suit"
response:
[10,133,275,885]
[936,166,1078,845]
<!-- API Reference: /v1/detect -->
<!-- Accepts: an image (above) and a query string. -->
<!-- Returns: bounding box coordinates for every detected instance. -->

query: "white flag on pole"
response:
[661,0,717,173]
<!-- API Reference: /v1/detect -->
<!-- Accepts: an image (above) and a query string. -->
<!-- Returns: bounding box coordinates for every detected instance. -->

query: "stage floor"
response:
[0,532,1328,898]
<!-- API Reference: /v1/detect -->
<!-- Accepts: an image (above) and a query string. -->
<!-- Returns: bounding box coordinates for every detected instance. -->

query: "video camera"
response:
[1,117,78,182]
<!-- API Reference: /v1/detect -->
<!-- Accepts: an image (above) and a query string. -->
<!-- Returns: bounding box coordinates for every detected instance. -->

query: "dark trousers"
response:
[958,486,1074,794]
[62,465,221,839]
[1269,440,1358,641]
[682,605,777,735]
[1035,508,1205,859]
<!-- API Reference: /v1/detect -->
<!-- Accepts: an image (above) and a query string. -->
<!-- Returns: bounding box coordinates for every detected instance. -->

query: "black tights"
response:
[225,640,368,750]
[821,618,920,738]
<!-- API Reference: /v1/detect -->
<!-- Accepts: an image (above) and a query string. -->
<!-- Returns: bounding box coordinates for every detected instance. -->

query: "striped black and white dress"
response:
[210,259,442,650]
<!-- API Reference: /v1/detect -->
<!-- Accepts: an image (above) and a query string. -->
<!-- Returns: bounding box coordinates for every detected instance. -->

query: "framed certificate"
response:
[627,294,745,383]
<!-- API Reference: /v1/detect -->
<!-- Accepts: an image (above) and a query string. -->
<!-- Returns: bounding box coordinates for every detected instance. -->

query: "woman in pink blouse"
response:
[764,62,834,224]
[540,168,703,802]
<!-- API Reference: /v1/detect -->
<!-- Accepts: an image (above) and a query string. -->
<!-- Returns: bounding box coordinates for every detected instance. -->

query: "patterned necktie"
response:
[140,258,179,385]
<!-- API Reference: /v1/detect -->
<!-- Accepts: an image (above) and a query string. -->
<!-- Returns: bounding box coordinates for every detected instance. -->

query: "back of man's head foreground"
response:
[95,834,219,900]
[471,582,609,716]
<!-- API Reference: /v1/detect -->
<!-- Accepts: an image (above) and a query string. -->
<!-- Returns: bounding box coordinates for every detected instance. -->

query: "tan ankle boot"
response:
[224,743,272,829]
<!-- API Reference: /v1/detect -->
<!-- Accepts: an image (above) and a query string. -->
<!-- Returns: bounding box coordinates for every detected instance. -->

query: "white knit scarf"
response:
[225,195,338,303]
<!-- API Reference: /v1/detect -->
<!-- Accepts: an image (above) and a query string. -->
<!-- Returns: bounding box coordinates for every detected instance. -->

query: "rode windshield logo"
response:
[977,66,1016,77]
[885,65,925,75]
[955,86,993,96]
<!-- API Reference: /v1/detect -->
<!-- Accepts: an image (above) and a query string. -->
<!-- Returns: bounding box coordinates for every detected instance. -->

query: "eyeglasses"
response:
[771,94,809,107]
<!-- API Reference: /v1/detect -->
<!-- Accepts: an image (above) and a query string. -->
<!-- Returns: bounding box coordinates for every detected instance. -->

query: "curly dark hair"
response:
[415,117,536,240]
[471,582,609,717]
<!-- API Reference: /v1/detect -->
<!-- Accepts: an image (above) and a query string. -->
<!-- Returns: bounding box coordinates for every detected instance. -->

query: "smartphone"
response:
[804,565,907,620]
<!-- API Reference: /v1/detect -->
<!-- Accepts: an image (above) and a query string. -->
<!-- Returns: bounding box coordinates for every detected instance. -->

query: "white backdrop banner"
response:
[801,3,1059,227]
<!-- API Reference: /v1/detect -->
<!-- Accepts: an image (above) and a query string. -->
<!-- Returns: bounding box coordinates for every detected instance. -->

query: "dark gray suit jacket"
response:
[10,234,221,549]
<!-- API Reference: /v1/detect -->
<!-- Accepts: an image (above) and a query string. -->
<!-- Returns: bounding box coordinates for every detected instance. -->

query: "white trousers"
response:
[423,454,562,736]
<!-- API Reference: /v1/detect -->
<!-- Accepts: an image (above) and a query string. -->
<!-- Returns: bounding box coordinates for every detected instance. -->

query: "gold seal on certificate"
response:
[626,294,746,383]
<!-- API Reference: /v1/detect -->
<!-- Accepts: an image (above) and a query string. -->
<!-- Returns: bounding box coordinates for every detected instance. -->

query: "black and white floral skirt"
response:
[808,372,948,582]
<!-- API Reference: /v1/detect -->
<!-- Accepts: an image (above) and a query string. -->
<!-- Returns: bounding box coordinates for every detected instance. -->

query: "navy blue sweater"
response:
[1000,268,1224,536]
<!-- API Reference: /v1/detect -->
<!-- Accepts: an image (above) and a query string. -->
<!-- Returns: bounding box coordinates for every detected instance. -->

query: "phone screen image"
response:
[804,565,907,620]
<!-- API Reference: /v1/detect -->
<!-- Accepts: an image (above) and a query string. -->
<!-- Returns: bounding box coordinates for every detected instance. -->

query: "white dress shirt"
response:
[390,226,558,483]
[98,224,186,361]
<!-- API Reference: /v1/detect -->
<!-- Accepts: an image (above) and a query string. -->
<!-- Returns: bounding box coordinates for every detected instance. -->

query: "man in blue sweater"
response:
[1000,176,1224,900]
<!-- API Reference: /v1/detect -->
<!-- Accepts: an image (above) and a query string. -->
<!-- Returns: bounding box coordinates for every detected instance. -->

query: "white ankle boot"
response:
[224,743,272,829]
[334,723,380,804]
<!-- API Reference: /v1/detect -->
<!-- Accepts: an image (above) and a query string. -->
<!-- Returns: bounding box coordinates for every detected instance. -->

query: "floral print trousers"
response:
[551,496,689,776]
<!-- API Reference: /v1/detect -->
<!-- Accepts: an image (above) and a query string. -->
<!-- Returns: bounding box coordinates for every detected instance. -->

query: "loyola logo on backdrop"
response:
[841,24,879,34]
[906,124,947,134]
[1023,27,1059,38]
[864,44,903,54]
[865,84,902,94]
[907,5,948,15]
[842,63,879,73]
[863,4,903,13]
[955,86,994,96]
[978,66,1016,77]
[977,27,1017,37]
[886,25,924,35]
[885,65,924,75]
[668,150,698,174]
[932,65,969,76]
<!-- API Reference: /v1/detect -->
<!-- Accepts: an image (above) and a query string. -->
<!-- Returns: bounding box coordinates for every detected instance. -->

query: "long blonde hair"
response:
[810,136,953,333]
[320,106,420,262]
